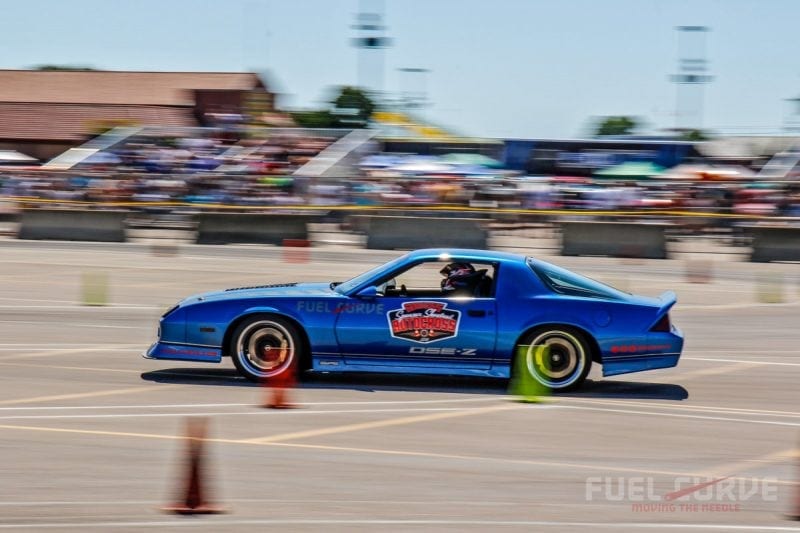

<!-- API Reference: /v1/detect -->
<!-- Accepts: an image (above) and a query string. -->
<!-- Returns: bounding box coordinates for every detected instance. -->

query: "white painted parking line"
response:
[0,519,793,530]
[560,397,800,419]
[0,385,180,406]
[0,362,141,374]
[685,356,800,367]
[5,396,784,430]
[0,297,158,307]
[0,321,146,329]
[0,343,134,347]
[0,497,524,507]
[244,403,520,444]
[662,361,761,381]
[0,417,793,488]
[0,346,142,361]
[681,302,800,310]
[697,447,797,478]
[0,297,87,305]
[690,349,800,354]
[0,397,500,411]
[0,406,531,421]
[0,305,159,311]
[559,404,800,427]
[264,440,799,485]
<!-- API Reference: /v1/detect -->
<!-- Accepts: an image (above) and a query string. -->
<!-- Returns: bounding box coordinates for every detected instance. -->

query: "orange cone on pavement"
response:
[282,239,311,264]
[685,259,713,284]
[163,417,225,515]
[262,359,300,409]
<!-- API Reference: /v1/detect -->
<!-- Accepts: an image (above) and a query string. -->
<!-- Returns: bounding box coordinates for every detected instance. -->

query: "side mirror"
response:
[355,286,380,299]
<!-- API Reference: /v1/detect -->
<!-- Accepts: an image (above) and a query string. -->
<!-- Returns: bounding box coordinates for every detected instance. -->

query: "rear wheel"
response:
[230,315,301,382]
[517,328,592,391]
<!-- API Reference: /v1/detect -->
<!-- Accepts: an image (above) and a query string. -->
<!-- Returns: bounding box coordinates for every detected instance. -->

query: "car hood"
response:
[181,282,336,305]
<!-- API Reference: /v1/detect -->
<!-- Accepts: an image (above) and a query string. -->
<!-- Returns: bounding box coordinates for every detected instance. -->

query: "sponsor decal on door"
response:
[387,301,461,343]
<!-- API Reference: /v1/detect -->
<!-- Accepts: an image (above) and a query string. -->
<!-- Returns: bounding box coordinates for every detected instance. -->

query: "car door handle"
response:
[467,310,486,317]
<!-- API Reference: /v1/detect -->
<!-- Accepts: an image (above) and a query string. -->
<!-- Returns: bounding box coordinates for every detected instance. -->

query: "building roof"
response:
[0,102,195,141]
[698,136,800,159]
[0,70,266,106]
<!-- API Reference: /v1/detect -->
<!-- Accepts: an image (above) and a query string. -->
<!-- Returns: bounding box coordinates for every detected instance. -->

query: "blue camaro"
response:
[144,249,683,390]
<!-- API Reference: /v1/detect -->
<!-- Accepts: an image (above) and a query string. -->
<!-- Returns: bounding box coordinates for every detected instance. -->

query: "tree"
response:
[290,110,338,129]
[595,116,638,137]
[289,86,376,129]
[330,86,375,127]
[33,64,98,71]
[679,129,710,142]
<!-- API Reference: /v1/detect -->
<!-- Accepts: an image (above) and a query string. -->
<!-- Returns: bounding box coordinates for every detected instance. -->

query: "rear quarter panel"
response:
[493,260,659,365]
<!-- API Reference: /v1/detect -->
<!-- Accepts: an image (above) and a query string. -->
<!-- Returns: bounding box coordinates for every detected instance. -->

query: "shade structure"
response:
[391,161,453,174]
[594,161,665,180]
[661,163,755,181]
[82,151,122,165]
[0,150,38,164]
[441,153,503,168]
[359,154,405,169]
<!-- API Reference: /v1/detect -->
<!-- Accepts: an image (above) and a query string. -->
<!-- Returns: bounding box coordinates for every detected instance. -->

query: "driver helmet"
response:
[440,262,477,292]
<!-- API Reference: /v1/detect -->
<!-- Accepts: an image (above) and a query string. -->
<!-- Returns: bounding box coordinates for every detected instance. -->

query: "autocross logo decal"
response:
[387,301,460,343]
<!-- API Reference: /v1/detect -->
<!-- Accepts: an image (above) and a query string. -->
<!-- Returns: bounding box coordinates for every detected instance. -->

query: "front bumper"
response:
[143,341,222,363]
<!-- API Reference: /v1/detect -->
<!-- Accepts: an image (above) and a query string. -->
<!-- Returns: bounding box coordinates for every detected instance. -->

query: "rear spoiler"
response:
[657,290,677,316]
[647,291,677,331]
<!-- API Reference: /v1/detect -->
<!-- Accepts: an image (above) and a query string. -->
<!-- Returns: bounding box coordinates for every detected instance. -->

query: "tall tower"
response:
[671,26,712,131]
[352,0,391,96]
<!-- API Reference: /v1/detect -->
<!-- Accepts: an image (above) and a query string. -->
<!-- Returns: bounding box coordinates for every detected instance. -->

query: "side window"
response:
[381,260,497,298]
[528,259,623,300]
[393,262,445,293]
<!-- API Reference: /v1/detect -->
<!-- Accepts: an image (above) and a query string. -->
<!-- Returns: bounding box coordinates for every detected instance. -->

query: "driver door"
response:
[334,259,497,369]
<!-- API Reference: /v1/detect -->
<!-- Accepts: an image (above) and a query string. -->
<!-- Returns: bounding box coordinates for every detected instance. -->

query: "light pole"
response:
[670,26,712,132]
[351,0,391,98]
[397,67,430,111]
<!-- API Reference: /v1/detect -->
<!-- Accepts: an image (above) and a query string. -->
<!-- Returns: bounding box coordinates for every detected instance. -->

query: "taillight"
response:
[651,314,671,332]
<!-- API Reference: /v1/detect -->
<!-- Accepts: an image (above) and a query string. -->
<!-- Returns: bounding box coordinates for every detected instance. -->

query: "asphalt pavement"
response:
[0,240,798,532]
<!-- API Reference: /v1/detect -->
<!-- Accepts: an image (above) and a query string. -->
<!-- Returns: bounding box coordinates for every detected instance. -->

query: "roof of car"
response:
[404,248,528,263]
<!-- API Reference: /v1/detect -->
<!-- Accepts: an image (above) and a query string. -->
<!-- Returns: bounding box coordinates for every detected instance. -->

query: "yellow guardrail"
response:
[2,196,798,222]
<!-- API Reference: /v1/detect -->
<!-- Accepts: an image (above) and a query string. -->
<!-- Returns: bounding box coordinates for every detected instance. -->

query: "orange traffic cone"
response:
[685,259,713,284]
[163,417,225,515]
[282,239,311,264]
[262,363,299,409]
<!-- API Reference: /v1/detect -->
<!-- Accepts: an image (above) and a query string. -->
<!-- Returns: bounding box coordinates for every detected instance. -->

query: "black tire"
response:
[230,315,301,382]
[517,327,592,391]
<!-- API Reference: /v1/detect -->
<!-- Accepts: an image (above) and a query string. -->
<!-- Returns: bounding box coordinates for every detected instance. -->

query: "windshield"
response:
[333,255,408,295]
[528,258,626,300]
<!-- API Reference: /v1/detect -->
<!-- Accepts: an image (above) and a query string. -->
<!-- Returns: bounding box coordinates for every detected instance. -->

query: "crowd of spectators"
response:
[0,129,337,207]
[1,131,800,218]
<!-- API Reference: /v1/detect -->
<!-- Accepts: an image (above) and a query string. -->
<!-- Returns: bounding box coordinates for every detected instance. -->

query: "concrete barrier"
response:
[748,225,800,263]
[18,209,128,242]
[355,215,488,250]
[195,213,314,245]
[560,221,669,259]
[0,200,18,223]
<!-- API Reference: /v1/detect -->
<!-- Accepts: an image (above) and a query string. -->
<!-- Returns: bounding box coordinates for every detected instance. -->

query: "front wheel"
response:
[517,328,592,391]
[230,315,301,381]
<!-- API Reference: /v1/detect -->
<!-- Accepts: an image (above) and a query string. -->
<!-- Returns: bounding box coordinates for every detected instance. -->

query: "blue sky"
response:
[3,0,800,138]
